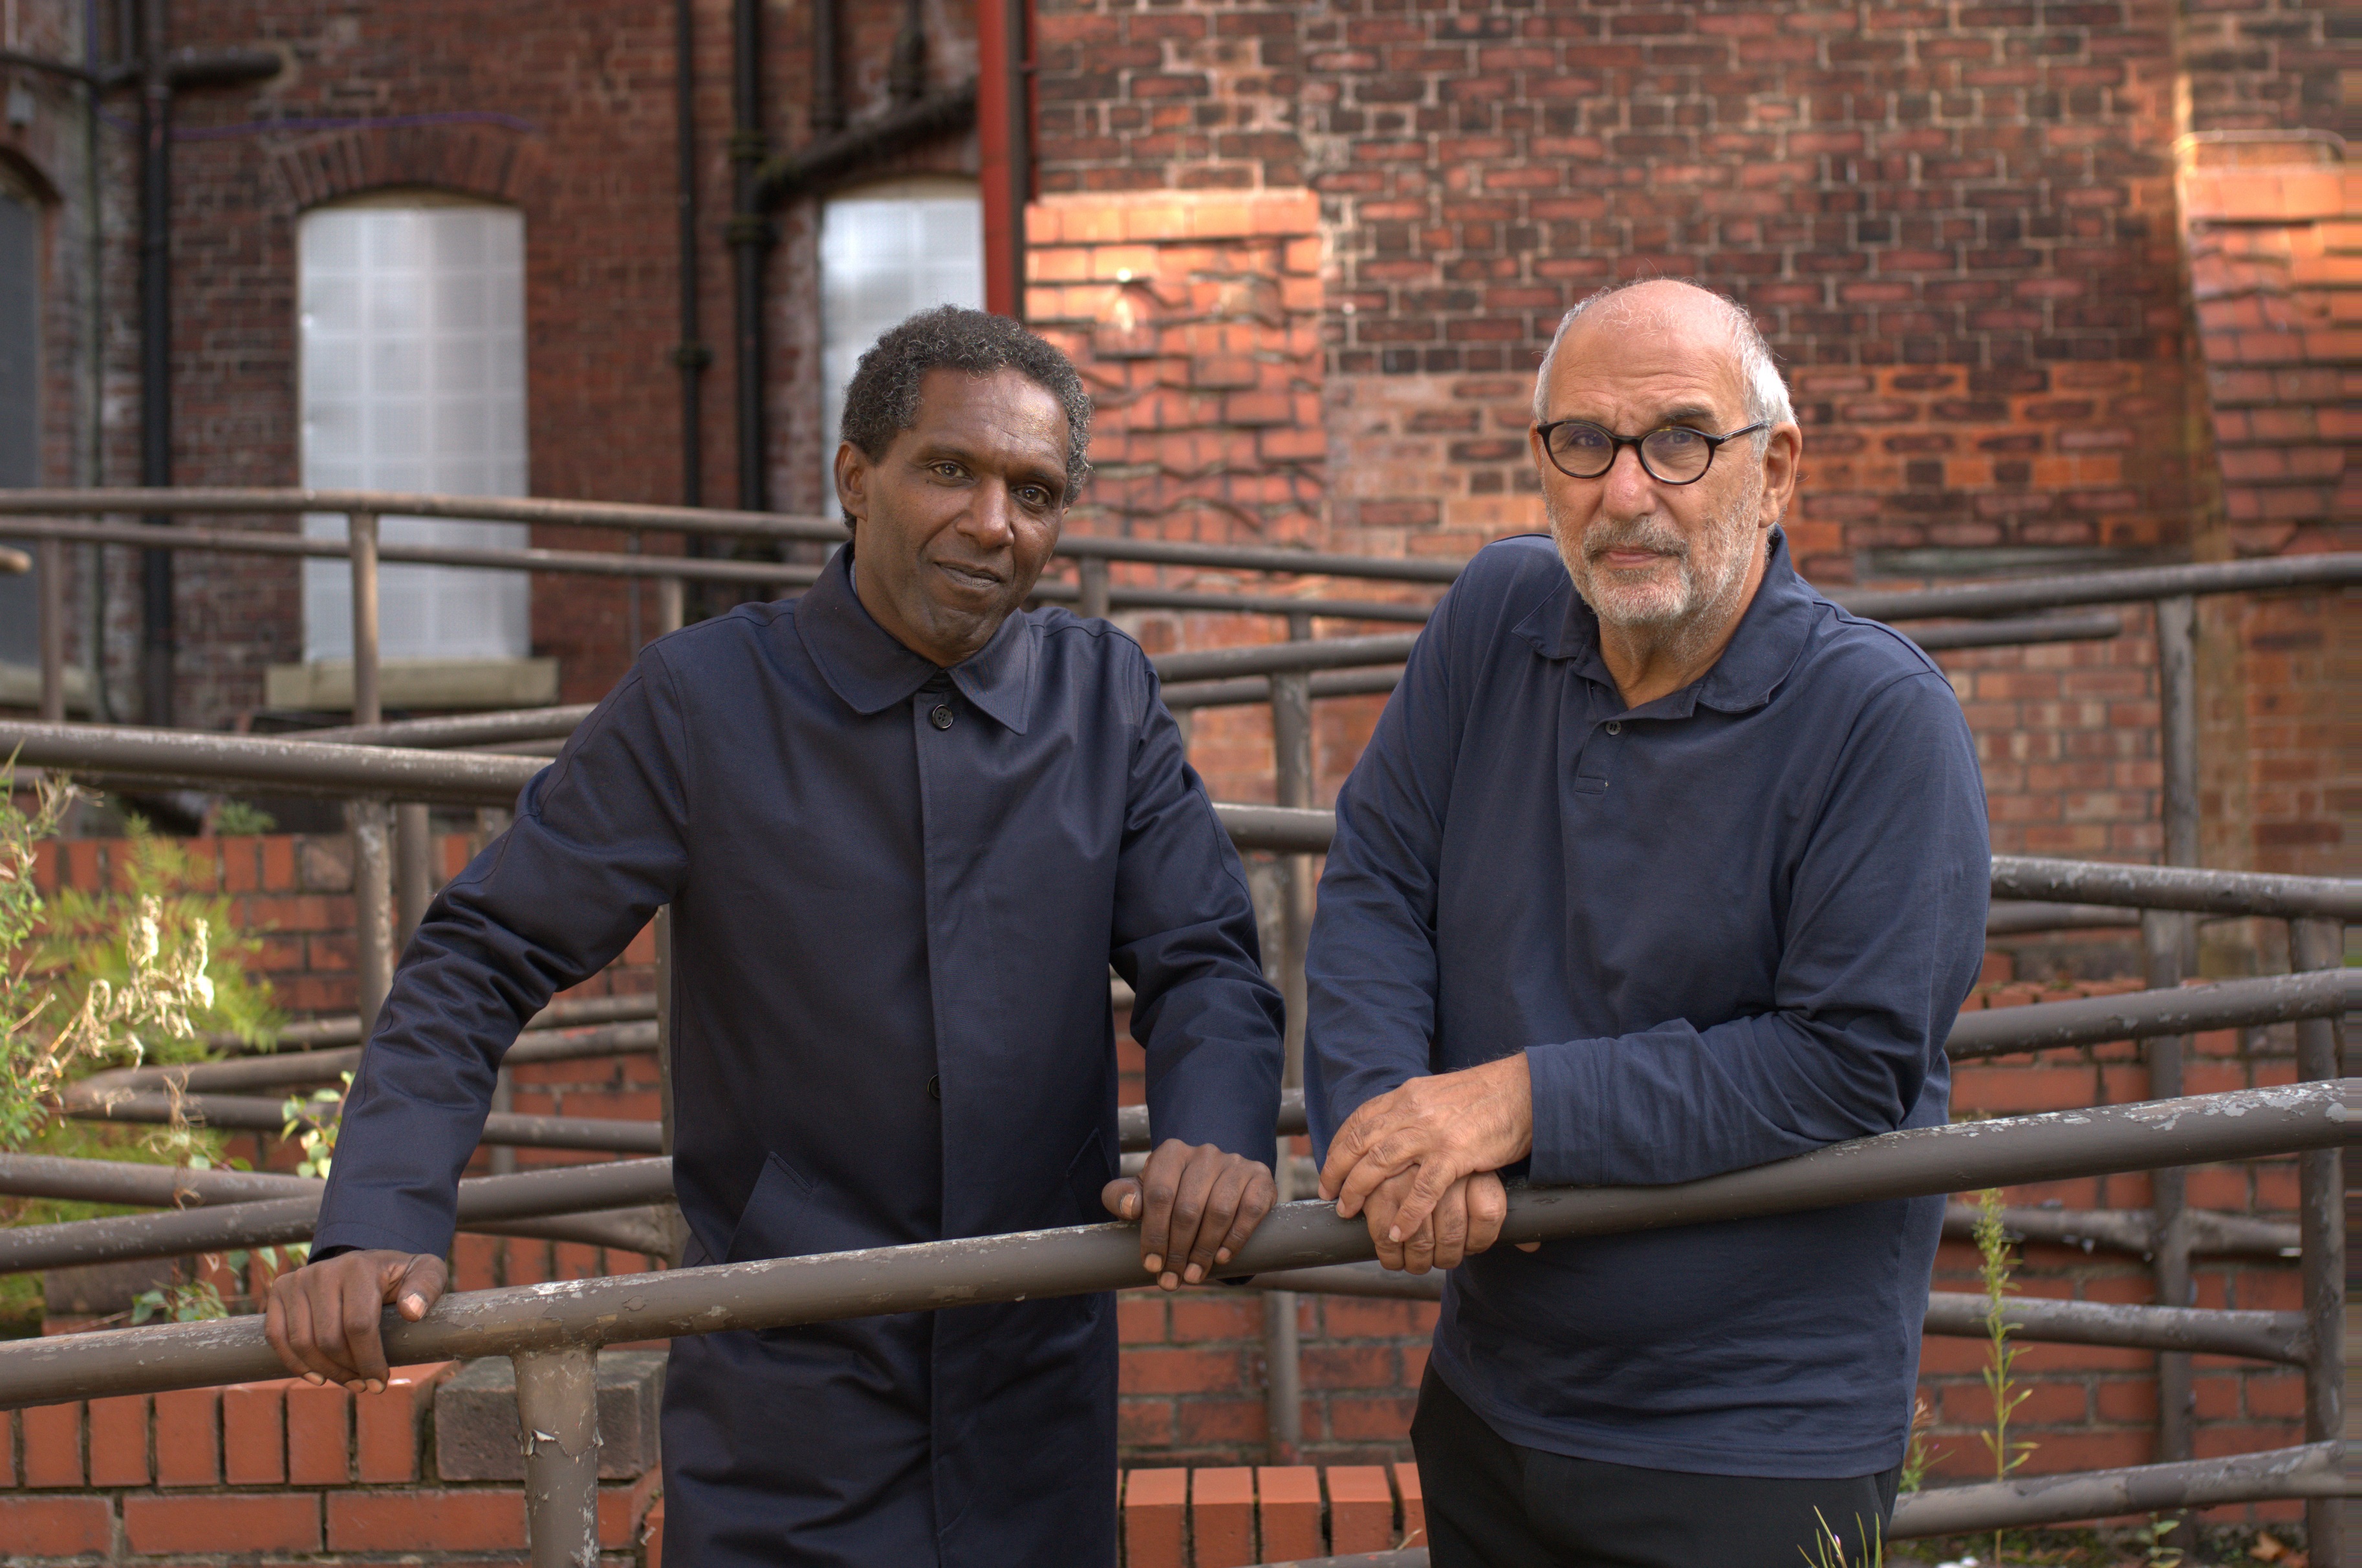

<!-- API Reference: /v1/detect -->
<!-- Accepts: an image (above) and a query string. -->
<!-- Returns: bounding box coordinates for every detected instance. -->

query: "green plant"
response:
[1900,1393,1940,1495]
[2129,1514,2183,1566]
[131,1276,228,1324]
[281,1075,352,1181]
[0,768,281,1151]
[1975,1187,2037,1565]
[209,800,277,836]
[1799,1505,1882,1567]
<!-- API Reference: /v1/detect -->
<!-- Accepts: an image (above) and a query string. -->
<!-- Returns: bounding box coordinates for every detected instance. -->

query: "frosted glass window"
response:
[0,189,37,665]
[819,178,984,502]
[299,200,530,664]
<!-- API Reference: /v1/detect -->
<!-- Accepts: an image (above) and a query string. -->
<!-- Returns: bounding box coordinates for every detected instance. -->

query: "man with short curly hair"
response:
[268,306,1285,1567]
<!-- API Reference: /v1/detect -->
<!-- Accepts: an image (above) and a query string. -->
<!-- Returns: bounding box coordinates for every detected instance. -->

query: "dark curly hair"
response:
[837,306,1093,525]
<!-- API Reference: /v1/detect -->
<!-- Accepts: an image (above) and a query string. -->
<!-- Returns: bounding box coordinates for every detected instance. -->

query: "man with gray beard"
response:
[1304,279,1989,1566]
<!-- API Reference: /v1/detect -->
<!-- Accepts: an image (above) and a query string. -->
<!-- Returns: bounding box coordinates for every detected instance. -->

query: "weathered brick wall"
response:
[0,1365,663,1563]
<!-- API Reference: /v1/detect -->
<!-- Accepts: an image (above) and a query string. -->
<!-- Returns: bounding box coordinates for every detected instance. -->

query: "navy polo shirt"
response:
[1306,529,1989,1477]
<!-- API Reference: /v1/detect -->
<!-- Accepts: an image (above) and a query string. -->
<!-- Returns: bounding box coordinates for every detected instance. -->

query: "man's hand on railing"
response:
[1101,1140,1277,1293]
[263,1249,448,1393]
[1356,1168,1516,1273]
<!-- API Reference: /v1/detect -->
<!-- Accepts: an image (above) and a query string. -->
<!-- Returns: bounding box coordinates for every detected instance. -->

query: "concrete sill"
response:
[266,658,560,712]
[0,660,97,715]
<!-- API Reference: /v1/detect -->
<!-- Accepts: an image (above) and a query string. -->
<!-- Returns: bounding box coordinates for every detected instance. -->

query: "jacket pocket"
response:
[722,1150,834,1264]
[1067,1126,1114,1226]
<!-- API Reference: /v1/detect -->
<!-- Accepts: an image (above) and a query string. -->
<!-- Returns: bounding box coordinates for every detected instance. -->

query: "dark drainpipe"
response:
[136,0,172,725]
[727,0,767,514]
[810,0,841,133]
[675,0,707,510]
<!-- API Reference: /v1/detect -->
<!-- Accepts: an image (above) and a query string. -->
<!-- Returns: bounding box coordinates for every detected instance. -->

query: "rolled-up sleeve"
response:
[312,649,694,1258]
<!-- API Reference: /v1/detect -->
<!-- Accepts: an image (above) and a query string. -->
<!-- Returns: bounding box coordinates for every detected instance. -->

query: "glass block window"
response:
[819,178,984,506]
[299,197,530,664]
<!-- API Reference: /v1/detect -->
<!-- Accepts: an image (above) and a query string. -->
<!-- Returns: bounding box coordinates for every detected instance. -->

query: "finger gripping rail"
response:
[0,1081,2350,1411]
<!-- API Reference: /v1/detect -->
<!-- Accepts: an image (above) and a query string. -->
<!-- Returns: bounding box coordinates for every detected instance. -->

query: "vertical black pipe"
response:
[675,0,705,510]
[888,0,926,104]
[727,0,766,514]
[810,0,841,133]
[135,0,171,724]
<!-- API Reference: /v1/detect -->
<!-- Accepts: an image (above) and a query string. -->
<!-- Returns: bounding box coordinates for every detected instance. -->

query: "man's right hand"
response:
[1358,1169,1526,1273]
[264,1250,447,1393]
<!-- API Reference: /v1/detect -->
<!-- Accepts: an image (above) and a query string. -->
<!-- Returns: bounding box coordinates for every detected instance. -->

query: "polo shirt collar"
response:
[1515,528,1821,716]
[797,544,1037,733]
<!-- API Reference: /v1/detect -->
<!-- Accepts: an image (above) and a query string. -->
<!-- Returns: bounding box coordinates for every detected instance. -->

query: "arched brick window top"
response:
[264,121,547,217]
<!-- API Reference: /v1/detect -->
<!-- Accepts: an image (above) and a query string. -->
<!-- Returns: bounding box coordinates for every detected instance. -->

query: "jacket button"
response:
[929,703,954,730]
[927,1075,941,1101]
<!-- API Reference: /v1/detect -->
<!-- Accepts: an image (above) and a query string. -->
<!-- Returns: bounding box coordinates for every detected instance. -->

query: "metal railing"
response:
[0,1083,2350,1565]
[3,490,2356,1550]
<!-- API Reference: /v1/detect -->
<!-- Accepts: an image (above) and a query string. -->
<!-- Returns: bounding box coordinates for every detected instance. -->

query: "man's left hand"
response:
[1320,1054,1534,1243]
[1104,1141,1277,1292]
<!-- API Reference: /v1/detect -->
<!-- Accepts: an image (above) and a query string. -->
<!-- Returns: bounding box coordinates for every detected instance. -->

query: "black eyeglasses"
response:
[1534,420,1768,486]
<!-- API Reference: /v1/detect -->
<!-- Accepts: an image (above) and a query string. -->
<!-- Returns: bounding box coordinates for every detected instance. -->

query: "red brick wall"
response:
[0,1366,663,1564]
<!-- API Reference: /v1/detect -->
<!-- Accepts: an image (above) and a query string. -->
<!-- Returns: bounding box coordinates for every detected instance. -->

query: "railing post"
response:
[395,802,432,951]
[513,1345,602,1568]
[347,513,382,728]
[2146,593,2201,1467]
[1263,612,1314,1461]
[656,574,685,639]
[347,511,392,1042]
[1078,555,1110,621]
[2292,918,2345,1565]
[350,800,393,1041]
[37,534,66,722]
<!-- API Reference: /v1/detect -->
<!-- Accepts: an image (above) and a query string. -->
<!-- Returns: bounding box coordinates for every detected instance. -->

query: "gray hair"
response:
[839,305,1092,524]
[1530,280,1793,437]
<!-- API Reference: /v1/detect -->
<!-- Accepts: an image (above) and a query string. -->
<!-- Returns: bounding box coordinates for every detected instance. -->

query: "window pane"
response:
[819,180,984,508]
[299,202,532,665]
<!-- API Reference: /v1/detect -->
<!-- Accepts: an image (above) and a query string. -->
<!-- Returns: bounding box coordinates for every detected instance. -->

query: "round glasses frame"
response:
[1533,419,1768,486]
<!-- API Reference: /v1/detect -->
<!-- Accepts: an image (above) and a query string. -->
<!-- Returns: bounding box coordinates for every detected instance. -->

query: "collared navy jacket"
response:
[314,548,1285,1567]
[1306,530,1989,1478]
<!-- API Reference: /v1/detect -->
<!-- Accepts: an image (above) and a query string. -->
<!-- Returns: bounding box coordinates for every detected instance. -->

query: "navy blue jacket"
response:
[316,548,1284,1566]
[1306,531,1988,1478]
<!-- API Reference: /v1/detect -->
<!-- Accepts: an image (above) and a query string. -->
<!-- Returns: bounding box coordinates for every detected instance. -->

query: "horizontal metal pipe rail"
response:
[1941,1200,2299,1260]
[1986,900,2143,934]
[0,1152,670,1212]
[0,1082,2344,1410]
[0,1157,678,1273]
[1887,1441,2348,1538]
[6,491,2354,611]
[203,991,657,1056]
[1990,854,2362,921]
[301,706,599,748]
[1830,553,2361,623]
[110,1020,659,1096]
[1244,1263,2308,1362]
[1945,969,2359,1060]
[0,515,1434,627]
[61,1090,664,1154]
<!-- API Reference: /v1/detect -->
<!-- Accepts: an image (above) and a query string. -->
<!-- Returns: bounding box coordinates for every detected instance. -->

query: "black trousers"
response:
[1410,1366,1900,1568]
